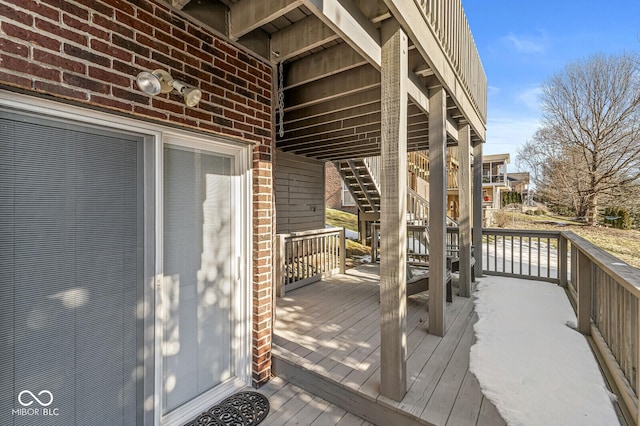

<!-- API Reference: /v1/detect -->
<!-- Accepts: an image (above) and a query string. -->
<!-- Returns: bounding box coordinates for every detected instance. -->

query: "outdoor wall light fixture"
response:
[136,69,202,107]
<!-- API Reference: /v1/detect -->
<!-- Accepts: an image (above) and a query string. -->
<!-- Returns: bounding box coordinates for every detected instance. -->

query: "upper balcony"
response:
[482,153,510,187]
[175,0,487,161]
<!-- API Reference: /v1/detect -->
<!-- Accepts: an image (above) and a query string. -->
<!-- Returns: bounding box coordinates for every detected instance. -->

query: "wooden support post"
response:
[559,234,568,288]
[379,21,408,402]
[577,250,592,335]
[428,85,447,337]
[472,141,483,278]
[458,125,472,297]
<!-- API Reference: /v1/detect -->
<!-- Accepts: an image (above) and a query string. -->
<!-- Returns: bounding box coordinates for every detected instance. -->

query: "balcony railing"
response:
[275,228,346,296]
[415,0,487,120]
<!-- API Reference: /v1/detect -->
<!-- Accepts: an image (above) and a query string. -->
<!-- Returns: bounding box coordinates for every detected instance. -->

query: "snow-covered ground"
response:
[470,276,619,426]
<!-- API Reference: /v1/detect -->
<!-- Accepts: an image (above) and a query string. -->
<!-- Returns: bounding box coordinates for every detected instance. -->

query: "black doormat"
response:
[184,391,270,426]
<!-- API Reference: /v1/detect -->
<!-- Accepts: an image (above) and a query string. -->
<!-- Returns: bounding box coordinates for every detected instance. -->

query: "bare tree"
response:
[522,53,640,224]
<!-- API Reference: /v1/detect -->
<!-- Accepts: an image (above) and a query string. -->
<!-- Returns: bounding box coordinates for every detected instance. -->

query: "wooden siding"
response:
[275,150,325,233]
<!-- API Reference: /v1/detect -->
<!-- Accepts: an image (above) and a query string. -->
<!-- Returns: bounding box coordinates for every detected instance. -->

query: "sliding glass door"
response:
[161,138,244,422]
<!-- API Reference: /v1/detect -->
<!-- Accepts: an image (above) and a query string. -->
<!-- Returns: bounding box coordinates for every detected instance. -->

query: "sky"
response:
[462,0,640,170]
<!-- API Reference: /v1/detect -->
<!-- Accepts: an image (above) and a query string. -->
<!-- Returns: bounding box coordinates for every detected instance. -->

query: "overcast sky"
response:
[462,0,640,170]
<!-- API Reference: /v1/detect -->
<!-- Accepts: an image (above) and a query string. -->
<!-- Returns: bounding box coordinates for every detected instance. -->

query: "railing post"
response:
[559,234,568,288]
[372,224,379,263]
[275,234,287,298]
[577,250,592,335]
[339,227,346,274]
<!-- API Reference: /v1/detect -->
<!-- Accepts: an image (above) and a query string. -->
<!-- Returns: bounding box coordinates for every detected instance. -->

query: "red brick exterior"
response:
[0,0,273,387]
[325,162,358,215]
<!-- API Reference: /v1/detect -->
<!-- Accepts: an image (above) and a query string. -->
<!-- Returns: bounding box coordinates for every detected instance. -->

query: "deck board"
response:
[273,264,505,425]
[259,377,374,425]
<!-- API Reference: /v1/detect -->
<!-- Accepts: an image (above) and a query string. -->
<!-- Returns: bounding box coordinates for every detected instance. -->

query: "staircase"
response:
[335,158,381,214]
[335,154,457,226]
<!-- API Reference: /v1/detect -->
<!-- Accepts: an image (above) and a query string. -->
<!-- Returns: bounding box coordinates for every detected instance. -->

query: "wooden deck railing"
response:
[275,228,345,297]
[415,0,487,121]
[480,228,639,422]
[482,228,561,282]
[371,223,430,264]
[563,231,640,423]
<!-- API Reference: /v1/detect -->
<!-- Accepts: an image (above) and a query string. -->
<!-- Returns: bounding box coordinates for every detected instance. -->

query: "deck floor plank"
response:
[476,396,507,426]
[445,370,484,426]
[273,264,506,426]
[421,315,476,424]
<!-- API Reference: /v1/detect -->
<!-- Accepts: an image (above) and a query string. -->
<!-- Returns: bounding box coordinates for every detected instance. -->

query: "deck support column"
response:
[379,21,408,402]
[458,125,472,296]
[472,141,484,278]
[428,85,447,337]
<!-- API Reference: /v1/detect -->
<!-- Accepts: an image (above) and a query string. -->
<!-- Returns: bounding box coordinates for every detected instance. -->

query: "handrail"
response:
[275,227,346,297]
[362,156,381,195]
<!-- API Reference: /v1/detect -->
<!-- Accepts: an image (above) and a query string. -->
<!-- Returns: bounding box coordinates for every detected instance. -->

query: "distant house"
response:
[481,153,511,210]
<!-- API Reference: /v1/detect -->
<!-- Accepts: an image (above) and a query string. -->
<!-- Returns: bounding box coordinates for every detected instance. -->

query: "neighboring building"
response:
[481,153,511,210]
[508,171,531,198]
[0,0,487,424]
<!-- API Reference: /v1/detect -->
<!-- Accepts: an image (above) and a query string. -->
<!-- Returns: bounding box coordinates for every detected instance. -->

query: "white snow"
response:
[470,276,620,426]
[325,225,359,240]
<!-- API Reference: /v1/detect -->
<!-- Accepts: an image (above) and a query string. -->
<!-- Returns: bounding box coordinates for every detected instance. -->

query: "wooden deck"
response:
[271,264,506,426]
[257,377,374,425]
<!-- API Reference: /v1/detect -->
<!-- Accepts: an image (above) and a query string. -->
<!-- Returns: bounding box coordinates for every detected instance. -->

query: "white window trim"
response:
[341,181,356,207]
[0,91,253,426]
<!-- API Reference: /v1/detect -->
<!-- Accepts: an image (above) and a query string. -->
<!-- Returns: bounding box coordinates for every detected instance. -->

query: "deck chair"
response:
[406,262,453,302]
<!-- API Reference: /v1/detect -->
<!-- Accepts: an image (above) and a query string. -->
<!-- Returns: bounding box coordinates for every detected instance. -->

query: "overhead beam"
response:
[280,110,426,145]
[284,65,379,111]
[284,87,380,124]
[278,122,429,153]
[229,0,302,41]
[270,15,339,62]
[171,0,191,10]
[285,102,379,131]
[301,0,381,69]
[285,42,367,89]
[315,147,383,161]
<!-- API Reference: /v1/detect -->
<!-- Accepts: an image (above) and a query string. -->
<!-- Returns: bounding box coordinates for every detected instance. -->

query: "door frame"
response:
[157,133,252,426]
[0,91,254,426]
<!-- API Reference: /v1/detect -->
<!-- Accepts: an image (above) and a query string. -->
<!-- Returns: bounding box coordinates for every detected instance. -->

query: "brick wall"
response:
[325,162,358,215]
[0,0,274,387]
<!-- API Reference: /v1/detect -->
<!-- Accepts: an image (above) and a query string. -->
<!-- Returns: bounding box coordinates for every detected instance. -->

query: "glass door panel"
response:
[162,145,234,414]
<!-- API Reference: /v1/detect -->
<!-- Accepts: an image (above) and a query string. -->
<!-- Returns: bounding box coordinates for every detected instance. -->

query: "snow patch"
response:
[470,276,619,426]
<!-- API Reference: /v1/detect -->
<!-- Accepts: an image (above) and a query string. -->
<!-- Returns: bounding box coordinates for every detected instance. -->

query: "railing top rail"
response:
[562,231,640,296]
[280,227,344,240]
[483,228,562,238]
